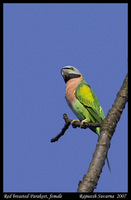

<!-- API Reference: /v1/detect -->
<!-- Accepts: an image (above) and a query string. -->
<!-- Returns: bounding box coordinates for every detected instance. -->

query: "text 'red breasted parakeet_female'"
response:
[61,66,111,171]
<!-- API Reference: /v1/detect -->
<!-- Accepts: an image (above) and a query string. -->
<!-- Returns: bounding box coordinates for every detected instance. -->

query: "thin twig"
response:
[50,114,71,142]
[50,113,100,143]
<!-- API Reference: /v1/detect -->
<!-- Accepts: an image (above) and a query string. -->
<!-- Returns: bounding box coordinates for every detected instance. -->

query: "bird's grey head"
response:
[61,66,82,83]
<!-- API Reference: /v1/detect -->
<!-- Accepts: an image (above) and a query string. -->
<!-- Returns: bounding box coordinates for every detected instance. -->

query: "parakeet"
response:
[61,65,111,171]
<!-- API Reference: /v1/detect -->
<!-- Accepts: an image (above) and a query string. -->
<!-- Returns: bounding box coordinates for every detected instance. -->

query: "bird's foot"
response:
[71,119,80,128]
[80,119,88,128]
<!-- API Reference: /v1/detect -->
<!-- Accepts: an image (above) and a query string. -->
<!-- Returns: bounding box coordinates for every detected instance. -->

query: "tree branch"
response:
[50,114,100,143]
[50,114,71,142]
[77,73,128,192]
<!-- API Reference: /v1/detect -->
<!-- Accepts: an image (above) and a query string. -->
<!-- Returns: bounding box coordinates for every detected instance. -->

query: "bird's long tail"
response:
[96,127,111,172]
[106,156,111,172]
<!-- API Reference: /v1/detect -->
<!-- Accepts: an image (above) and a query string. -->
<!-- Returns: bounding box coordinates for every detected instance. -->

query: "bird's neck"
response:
[65,76,83,107]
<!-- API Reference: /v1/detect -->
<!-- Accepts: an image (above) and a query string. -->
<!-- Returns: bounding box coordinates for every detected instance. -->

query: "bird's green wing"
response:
[75,81,105,123]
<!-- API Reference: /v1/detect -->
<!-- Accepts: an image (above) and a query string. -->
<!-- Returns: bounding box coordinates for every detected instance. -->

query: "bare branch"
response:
[50,114,100,143]
[50,114,71,142]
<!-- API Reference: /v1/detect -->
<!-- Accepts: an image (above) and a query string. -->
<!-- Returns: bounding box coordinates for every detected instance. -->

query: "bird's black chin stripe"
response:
[69,74,81,79]
[64,74,81,83]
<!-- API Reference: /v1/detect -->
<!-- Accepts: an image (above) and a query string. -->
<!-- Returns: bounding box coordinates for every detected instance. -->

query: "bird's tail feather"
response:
[94,127,111,172]
[106,156,111,172]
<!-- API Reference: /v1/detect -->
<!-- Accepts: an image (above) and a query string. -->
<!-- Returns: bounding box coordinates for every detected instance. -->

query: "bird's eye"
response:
[70,67,74,70]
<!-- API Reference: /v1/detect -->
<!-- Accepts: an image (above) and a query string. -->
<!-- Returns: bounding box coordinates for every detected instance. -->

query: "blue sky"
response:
[4,3,128,192]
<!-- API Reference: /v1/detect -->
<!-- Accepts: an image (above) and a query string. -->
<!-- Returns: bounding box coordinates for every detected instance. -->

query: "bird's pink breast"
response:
[65,76,82,109]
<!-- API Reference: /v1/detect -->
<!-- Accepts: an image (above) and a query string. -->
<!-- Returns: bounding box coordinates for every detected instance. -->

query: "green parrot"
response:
[61,66,111,171]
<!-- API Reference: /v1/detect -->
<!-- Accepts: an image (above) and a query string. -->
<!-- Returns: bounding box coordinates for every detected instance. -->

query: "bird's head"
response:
[61,66,82,83]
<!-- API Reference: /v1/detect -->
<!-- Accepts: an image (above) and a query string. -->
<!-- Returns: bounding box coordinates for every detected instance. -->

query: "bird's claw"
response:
[71,119,80,128]
[80,119,88,128]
